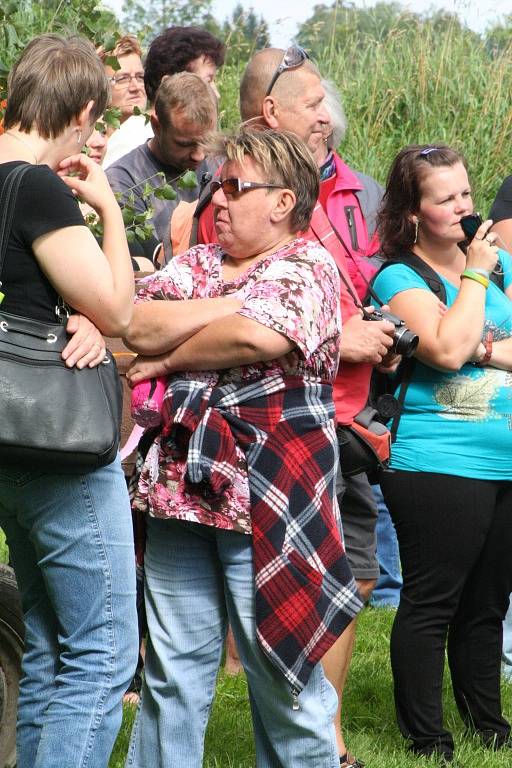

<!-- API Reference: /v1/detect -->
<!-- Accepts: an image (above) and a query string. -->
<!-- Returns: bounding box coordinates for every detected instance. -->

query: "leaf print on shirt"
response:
[433,370,504,421]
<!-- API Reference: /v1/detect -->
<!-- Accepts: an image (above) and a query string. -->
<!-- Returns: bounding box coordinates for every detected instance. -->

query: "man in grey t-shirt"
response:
[106,72,217,263]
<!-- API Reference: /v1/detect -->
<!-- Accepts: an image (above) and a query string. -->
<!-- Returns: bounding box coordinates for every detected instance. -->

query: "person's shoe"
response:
[339,753,365,768]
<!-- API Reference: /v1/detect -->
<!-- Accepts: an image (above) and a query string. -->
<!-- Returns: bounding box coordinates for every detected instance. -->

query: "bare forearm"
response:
[124,297,243,354]
[422,281,486,370]
[153,314,294,373]
[98,203,134,334]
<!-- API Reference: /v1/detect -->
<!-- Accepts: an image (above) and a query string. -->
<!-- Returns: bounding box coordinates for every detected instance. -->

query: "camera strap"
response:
[324,216,385,315]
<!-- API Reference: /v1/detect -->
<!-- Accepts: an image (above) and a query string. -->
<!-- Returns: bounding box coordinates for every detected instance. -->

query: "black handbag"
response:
[336,406,391,484]
[0,163,122,473]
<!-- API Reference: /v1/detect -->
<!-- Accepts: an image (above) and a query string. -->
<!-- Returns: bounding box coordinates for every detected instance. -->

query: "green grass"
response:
[108,608,512,767]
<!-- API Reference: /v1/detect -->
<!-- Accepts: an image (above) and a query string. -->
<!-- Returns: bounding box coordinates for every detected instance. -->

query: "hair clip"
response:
[419,147,439,156]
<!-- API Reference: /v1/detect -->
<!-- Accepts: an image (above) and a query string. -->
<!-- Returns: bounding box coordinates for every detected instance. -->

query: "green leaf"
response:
[126,230,136,243]
[154,184,177,200]
[104,55,121,71]
[122,208,134,225]
[177,170,199,189]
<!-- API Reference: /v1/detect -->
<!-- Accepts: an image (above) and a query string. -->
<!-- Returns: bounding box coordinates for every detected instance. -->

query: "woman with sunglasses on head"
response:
[0,34,138,768]
[122,127,363,768]
[373,144,512,764]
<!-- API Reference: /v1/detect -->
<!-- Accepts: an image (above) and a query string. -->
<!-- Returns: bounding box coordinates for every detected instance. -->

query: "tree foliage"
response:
[297,1,478,60]
[221,5,270,63]
[0,0,121,98]
[121,0,216,44]
[485,14,512,57]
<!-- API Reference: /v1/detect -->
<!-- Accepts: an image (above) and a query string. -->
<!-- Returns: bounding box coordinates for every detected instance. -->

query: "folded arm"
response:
[127,314,295,384]
[123,296,243,354]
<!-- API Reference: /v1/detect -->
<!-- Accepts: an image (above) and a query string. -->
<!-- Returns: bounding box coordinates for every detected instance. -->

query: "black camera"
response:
[364,309,419,358]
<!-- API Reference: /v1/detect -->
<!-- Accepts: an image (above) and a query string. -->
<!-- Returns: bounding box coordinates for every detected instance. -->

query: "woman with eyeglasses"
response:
[97,35,149,170]
[122,127,362,768]
[373,144,512,764]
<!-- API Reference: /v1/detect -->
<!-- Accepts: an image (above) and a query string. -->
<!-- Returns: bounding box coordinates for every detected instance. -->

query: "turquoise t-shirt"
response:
[373,249,512,480]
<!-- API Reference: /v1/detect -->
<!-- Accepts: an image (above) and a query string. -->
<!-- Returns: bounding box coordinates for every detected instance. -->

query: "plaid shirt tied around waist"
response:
[161,373,363,691]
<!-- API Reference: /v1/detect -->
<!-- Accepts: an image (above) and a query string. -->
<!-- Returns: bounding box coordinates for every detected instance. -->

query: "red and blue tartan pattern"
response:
[161,372,363,691]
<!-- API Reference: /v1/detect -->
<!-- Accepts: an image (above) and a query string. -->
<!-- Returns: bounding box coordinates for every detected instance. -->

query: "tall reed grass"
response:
[217,19,512,216]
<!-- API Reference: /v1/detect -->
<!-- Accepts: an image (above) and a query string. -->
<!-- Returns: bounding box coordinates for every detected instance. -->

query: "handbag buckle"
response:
[55,298,70,320]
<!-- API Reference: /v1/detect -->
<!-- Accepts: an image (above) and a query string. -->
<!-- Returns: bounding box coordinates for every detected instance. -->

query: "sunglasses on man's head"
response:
[210,178,286,196]
[265,45,309,97]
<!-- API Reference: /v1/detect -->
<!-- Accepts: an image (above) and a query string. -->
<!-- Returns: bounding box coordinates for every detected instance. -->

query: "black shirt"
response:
[0,161,85,323]
[489,175,512,225]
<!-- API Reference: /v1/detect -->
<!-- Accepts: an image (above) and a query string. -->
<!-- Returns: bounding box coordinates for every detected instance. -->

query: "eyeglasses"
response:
[210,178,286,196]
[109,73,145,88]
[265,46,309,97]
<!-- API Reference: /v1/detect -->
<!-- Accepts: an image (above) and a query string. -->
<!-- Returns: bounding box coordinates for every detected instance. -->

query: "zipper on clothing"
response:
[291,687,300,711]
[344,205,359,251]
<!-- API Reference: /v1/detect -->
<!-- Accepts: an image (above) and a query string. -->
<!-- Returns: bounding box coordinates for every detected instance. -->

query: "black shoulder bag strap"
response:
[0,163,33,290]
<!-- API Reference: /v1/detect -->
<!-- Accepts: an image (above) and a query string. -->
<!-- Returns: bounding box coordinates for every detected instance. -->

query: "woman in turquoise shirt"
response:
[374,144,512,764]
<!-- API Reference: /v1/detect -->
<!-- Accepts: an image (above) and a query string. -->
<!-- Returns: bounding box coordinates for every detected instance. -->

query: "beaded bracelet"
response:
[475,330,493,367]
[460,269,490,289]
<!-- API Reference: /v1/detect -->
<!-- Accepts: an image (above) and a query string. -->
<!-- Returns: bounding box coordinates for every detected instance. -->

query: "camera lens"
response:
[393,327,419,358]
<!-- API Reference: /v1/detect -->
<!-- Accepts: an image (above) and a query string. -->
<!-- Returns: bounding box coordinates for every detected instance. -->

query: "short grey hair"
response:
[321,79,347,150]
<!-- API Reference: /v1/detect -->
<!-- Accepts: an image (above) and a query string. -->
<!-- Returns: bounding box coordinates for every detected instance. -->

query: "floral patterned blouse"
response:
[132,238,341,532]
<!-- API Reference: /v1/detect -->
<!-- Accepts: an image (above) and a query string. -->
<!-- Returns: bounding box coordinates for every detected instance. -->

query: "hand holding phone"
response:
[460,213,485,242]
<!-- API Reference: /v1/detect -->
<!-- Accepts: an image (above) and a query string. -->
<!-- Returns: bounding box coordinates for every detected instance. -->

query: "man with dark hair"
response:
[144,25,225,103]
[106,72,217,262]
[103,26,224,168]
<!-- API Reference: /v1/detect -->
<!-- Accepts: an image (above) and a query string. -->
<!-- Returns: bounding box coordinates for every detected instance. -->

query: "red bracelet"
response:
[476,330,493,366]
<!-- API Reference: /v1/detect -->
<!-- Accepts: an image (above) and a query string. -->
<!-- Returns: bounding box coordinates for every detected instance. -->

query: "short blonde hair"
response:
[212,127,319,232]
[155,72,217,129]
[5,34,108,139]
[96,34,143,62]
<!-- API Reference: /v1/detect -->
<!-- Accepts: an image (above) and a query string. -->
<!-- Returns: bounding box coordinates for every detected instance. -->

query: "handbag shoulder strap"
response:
[0,163,33,280]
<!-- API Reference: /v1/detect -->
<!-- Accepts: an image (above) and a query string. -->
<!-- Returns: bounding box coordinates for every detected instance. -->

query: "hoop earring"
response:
[413,219,419,244]
[76,130,82,145]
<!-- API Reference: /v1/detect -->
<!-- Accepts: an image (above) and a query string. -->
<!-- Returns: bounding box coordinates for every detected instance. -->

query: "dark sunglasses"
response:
[265,45,309,97]
[211,178,286,196]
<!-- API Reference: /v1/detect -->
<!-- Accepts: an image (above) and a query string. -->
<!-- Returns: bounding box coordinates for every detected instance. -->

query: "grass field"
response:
[107,607,512,767]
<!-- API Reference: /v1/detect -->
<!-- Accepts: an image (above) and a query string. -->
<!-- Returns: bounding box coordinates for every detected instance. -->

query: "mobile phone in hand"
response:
[460,213,484,242]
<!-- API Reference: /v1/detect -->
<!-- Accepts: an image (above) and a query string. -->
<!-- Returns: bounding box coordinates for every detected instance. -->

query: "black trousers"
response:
[380,469,512,757]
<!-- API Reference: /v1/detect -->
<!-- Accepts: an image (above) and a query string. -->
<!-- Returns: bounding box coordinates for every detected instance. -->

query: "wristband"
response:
[461,269,490,289]
[470,267,491,279]
[476,331,493,367]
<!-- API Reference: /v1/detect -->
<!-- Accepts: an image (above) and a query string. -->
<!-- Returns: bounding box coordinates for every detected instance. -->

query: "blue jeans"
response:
[369,484,402,608]
[127,517,340,768]
[0,457,138,768]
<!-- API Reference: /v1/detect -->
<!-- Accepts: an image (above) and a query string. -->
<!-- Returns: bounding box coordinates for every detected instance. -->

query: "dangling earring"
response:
[76,129,82,145]
[413,218,419,244]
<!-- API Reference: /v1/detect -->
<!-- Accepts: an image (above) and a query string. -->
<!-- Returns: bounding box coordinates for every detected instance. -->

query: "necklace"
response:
[4,131,38,164]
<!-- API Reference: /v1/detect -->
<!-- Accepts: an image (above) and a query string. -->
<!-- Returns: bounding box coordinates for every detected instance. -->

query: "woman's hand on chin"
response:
[57,153,117,216]
[127,354,171,386]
